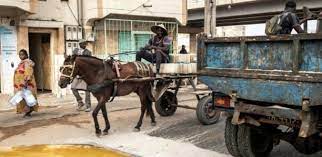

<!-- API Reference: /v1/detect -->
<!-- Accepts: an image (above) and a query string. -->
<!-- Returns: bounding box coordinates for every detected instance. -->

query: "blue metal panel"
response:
[206,43,242,69]
[300,40,322,72]
[199,76,322,106]
[247,42,293,70]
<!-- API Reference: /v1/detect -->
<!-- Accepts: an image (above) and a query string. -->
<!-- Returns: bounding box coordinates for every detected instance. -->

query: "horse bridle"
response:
[60,62,76,83]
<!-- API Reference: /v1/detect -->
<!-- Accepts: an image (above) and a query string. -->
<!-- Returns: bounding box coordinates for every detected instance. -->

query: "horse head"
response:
[58,55,78,88]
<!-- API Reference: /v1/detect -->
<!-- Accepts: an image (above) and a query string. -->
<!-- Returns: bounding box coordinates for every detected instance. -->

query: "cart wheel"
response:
[196,95,220,125]
[155,91,178,117]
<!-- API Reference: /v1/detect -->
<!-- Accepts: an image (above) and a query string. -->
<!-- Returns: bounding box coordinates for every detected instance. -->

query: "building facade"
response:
[188,0,256,9]
[183,0,248,54]
[0,0,81,96]
[0,0,186,96]
[88,0,185,61]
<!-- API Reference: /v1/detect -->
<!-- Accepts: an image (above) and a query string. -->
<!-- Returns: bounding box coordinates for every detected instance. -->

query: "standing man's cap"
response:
[151,24,168,36]
[79,39,87,44]
[286,0,296,8]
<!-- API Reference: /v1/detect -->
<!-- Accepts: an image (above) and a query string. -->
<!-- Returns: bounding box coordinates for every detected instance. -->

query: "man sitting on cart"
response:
[136,24,172,76]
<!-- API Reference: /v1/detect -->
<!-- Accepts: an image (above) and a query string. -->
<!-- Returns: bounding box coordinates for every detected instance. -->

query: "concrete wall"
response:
[189,33,197,54]
[0,0,31,12]
[28,0,79,26]
[94,29,106,55]
[17,26,29,51]
[216,25,245,37]
[188,0,256,9]
[84,0,185,25]
[83,0,101,24]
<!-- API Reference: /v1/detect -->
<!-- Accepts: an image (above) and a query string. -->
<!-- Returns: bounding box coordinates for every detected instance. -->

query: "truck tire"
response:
[196,95,220,125]
[225,117,241,157]
[292,133,322,155]
[237,124,273,157]
[155,91,177,116]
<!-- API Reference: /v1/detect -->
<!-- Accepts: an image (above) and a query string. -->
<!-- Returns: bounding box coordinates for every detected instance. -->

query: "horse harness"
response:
[133,61,153,77]
[60,62,76,83]
[108,60,153,102]
[109,60,121,102]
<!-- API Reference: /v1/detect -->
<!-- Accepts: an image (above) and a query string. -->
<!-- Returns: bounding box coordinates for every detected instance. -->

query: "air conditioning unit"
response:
[65,26,72,40]
[72,42,78,51]
[66,42,73,55]
[78,26,83,40]
[72,26,78,40]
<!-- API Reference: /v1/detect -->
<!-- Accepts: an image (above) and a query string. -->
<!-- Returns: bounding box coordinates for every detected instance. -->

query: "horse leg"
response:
[101,104,110,135]
[134,98,147,132]
[92,102,103,136]
[147,97,156,126]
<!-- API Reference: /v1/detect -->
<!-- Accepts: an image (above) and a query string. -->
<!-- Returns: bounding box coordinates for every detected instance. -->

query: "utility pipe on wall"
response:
[204,0,216,37]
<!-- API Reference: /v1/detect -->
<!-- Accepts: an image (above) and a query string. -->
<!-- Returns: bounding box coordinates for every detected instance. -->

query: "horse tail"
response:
[145,97,152,117]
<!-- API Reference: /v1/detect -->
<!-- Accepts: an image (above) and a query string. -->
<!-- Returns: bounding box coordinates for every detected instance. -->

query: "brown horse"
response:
[58,55,156,136]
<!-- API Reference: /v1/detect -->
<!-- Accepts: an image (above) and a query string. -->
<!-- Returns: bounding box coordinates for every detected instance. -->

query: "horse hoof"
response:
[151,122,157,126]
[95,133,102,138]
[133,128,140,132]
[95,130,102,137]
[103,131,109,135]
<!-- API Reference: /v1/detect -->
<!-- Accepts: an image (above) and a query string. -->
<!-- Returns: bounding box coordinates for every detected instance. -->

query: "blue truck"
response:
[197,34,322,156]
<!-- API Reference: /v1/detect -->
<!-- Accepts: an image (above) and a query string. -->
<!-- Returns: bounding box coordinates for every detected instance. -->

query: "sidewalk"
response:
[0,84,207,112]
[0,93,76,111]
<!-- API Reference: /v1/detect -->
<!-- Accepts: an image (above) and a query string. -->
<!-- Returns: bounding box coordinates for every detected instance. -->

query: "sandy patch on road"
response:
[1,124,229,157]
[0,113,90,142]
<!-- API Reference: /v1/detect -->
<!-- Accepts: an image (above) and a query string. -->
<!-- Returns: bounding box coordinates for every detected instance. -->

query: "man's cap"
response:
[78,39,87,44]
[151,24,168,36]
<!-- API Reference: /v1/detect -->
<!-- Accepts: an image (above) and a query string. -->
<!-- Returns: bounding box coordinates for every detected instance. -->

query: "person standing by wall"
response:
[14,49,39,118]
[179,45,188,54]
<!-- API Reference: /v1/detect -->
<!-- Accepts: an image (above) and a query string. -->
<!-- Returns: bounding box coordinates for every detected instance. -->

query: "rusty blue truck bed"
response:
[197,34,322,106]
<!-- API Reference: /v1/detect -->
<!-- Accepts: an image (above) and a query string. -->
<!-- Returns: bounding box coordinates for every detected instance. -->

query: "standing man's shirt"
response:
[72,48,92,56]
[71,47,91,90]
[279,10,301,34]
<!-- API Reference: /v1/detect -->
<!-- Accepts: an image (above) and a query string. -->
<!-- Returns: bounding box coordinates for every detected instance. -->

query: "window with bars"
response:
[94,19,178,62]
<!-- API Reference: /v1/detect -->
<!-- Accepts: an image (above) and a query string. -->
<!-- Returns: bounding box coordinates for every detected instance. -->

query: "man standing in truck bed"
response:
[278,1,314,34]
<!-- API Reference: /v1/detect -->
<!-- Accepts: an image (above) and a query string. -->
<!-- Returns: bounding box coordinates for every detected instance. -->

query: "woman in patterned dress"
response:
[14,49,39,117]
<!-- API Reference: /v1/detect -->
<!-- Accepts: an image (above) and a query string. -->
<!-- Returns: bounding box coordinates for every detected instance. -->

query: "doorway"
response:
[28,33,52,92]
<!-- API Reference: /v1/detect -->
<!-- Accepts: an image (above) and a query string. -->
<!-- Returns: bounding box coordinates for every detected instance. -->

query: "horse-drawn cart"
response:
[59,50,221,136]
[112,60,221,125]
[152,73,220,125]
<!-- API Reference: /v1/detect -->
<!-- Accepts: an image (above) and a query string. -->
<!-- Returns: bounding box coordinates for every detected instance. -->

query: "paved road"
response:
[1,91,321,157]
